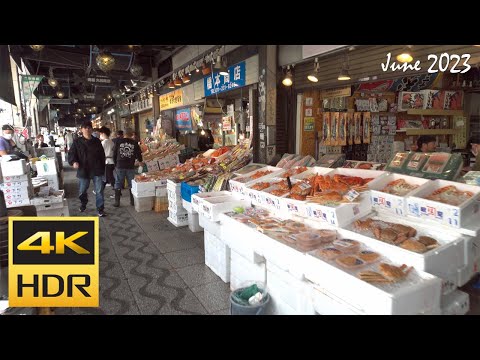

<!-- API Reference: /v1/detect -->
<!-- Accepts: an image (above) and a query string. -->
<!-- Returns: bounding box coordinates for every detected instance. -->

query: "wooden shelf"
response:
[405,129,458,136]
[406,109,464,116]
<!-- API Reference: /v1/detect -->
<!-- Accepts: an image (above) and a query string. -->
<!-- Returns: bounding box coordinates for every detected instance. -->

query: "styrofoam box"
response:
[168,198,186,212]
[2,173,30,182]
[38,174,59,191]
[182,199,194,213]
[168,207,188,218]
[304,250,442,315]
[133,195,154,212]
[459,235,480,287]
[145,159,160,172]
[341,215,466,295]
[36,200,70,217]
[168,213,188,227]
[266,292,303,315]
[36,159,57,176]
[191,191,231,212]
[198,212,222,238]
[167,188,183,201]
[131,179,156,194]
[441,289,470,315]
[154,179,168,188]
[30,190,64,206]
[199,196,250,222]
[188,212,203,233]
[5,198,31,208]
[406,179,480,229]
[369,173,432,216]
[230,250,267,291]
[229,166,283,196]
[4,192,30,201]
[155,186,167,197]
[288,166,335,181]
[312,285,367,315]
[219,213,266,264]
[167,179,181,194]
[1,159,28,176]
[266,262,316,315]
[204,231,230,282]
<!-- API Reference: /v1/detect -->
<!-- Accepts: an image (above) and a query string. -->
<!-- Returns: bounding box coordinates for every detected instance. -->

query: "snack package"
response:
[338,112,347,146]
[331,112,339,146]
[347,113,354,145]
[323,112,331,146]
[363,112,371,144]
[277,154,295,168]
[354,112,362,144]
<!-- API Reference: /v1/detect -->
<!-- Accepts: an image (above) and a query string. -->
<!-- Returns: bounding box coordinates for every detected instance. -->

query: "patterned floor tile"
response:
[176,264,221,288]
[164,247,205,269]
[191,281,232,313]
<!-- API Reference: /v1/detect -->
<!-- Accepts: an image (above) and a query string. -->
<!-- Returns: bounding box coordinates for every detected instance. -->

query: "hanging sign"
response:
[175,108,192,131]
[319,86,351,99]
[160,90,183,110]
[87,76,111,84]
[130,98,153,113]
[38,95,52,112]
[21,75,43,103]
[222,116,232,131]
[204,61,246,96]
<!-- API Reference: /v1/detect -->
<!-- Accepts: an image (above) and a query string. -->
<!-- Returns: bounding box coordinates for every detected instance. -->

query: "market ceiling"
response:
[10,44,185,114]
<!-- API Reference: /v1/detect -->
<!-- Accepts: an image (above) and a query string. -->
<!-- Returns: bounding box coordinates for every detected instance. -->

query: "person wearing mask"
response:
[113,128,143,207]
[0,124,15,156]
[34,134,49,148]
[99,126,115,191]
[68,120,107,217]
[416,135,437,153]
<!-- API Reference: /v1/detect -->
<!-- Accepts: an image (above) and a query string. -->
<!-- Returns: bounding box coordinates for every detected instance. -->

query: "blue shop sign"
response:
[175,108,193,131]
[204,61,246,96]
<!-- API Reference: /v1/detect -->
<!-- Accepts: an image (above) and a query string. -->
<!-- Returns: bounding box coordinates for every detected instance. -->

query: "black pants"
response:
[105,164,115,187]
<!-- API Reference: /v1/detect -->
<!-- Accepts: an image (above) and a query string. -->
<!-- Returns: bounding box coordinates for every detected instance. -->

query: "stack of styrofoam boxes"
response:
[0,159,33,208]
[30,189,69,216]
[183,197,202,233]
[35,158,60,191]
[131,179,155,212]
[167,179,188,227]
[204,230,230,283]
[154,179,168,212]
[441,289,470,315]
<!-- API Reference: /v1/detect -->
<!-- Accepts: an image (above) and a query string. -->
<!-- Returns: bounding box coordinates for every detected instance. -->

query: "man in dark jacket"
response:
[113,127,143,207]
[68,120,107,216]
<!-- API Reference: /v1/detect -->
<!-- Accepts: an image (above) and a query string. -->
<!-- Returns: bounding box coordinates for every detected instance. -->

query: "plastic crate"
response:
[181,182,200,202]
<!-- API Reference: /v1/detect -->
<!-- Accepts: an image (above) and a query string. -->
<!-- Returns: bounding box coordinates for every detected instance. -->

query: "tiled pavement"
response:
[56,166,230,315]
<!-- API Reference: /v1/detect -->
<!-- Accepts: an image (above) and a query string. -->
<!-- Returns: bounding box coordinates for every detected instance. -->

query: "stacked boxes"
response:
[167,180,188,227]
[204,230,230,282]
[0,160,33,208]
[131,179,155,213]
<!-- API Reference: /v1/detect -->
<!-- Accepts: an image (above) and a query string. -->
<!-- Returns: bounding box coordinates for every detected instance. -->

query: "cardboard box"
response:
[5,198,31,208]
[36,158,57,176]
[4,192,30,201]
[1,159,28,176]
[2,173,30,182]
[145,159,160,172]
[36,200,70,217]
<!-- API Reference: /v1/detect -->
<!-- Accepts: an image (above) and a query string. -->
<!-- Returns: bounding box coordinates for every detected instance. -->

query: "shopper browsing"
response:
[34,134,49,148]
[99,126,115,190]
[416,135,437,153]
[113,128,143,207]
[68,120,107,217]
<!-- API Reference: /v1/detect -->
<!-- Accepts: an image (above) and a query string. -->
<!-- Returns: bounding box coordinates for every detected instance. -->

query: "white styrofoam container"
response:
[1,180,31,190]
[244,177,285,208]
[5,198,31,208]
[38,174,59,191]
[167,179,181,194]
[30,190,64,206]
[198,212,222,238]
[229,166,282,196]
[204,231,230,283]
[133,195,154,212]
[168,213,188,227]
[33,199,65,211]
[199,196,250,222]
[168,206,188,217]
[279,196,308,218]
[36,159,57,176]
[36,200,70,217]
[154,179,168,188]
[266,262,316,315]
[182,199,194,213]
[155,187,167,197]
[230,250,266,291]
[312,285,367,315]
[304,251,442,315]
[406,179,480,228]
[265,292,302,315]
[369,173,432,216]
[459,235,480,287]
[145,159,160,172]
[187,212,203,233]
[1,185,32,198]
[288,166,335,181]
[191,191,231,212]
[1,159,28,176]
[168,198,186,212]
[167,188,183,201]
[4,191,30,201]
[441,289,470,315]
[341,215,466,295]
[2,173,30,182]
[131,179,156,194]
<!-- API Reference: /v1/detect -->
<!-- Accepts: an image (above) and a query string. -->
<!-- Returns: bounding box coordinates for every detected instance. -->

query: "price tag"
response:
[345,189,360,202]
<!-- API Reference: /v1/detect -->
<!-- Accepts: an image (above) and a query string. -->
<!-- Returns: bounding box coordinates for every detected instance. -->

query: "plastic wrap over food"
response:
[276,153,296,168]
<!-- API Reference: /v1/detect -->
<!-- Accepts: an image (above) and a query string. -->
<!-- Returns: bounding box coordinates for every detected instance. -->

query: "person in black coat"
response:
[68,120,107,216]
[34,134,49,149]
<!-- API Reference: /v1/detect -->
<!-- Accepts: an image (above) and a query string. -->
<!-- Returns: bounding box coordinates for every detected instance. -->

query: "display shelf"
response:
[406,109,464,116]
[405,129,458,136]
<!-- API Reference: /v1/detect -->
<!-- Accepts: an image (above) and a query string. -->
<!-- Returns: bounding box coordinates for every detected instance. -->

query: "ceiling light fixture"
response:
[396,45,413,63]
[56,90,65,99]
[130,62,143,77]
[48,67,58,88]
[195,61,200,73]
[174,73,182,87]
[167,77,175,89]
[307,57,320,83]
[96,50,116,72]
[202,59,211,75]
[338,51,351,81]
[182,72,191,84]
[30,45,45,52]
[282,65,293,86]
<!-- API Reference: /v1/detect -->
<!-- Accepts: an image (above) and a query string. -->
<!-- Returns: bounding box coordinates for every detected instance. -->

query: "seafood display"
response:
[424,185,474,206]
[380,179,419,196]
[358,263,412,283]
[226,207,337,252]
[280,166,308,178]
[352,217,439,253]
[236,169,274,183]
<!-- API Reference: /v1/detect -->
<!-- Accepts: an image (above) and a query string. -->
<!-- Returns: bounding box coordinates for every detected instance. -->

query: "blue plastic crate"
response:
[181,182,200,202]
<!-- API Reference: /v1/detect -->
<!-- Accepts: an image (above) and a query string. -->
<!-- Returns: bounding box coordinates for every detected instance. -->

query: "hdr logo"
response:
[8,217,99,307]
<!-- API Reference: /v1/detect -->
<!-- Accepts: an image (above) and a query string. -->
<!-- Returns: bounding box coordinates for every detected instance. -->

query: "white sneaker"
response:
[93,190,96,195]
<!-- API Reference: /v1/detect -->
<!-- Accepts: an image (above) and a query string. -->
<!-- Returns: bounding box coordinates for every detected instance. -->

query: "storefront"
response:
[130,98,154,140]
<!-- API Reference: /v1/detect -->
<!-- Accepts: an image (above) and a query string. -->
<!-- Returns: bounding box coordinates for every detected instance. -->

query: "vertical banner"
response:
[175,108,193,131]
[354,112,362,145]
[338,112,347,146]
[38,95,52,112]
[363,112,371,144]
[331,112,339,146]
[347,113,354,145]
[322,112,331,145]
[21,75,44,103]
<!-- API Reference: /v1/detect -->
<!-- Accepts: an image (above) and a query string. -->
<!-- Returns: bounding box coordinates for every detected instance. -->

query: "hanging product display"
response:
[347,113,354,145]
[338,112,347,146]
[363,112,371,144]
[322,112,331,146]
[354,112,362,145]
[331,112,339,146]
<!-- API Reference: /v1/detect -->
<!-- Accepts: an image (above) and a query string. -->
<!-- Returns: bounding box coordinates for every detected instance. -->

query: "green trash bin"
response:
[230,281,270,315]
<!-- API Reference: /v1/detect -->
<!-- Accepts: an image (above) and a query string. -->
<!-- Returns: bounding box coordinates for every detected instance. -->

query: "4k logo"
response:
[9,217,99,307]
